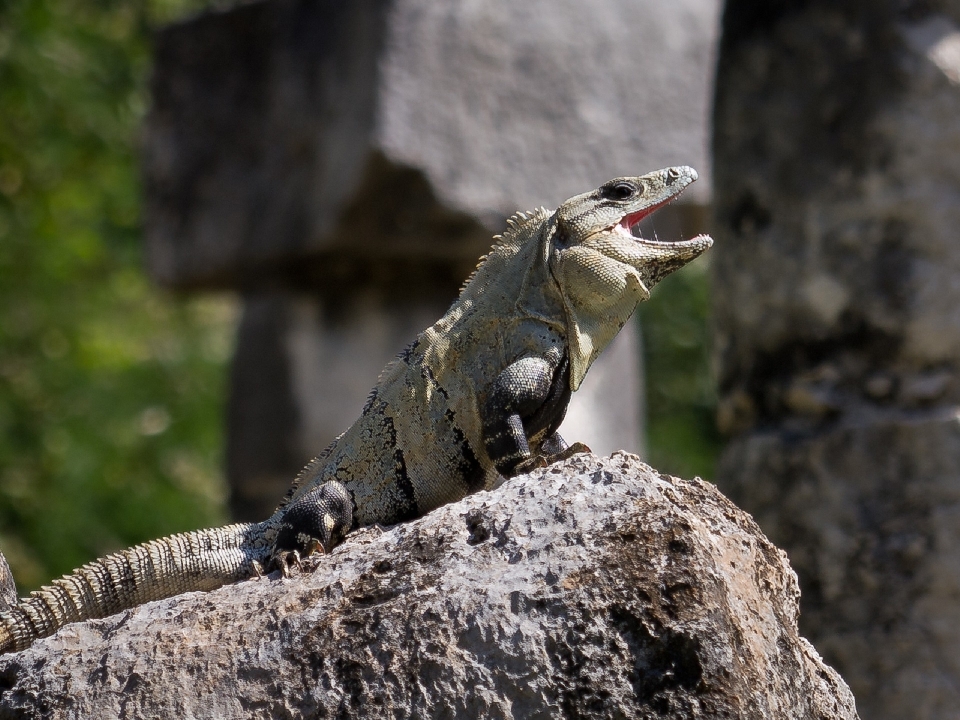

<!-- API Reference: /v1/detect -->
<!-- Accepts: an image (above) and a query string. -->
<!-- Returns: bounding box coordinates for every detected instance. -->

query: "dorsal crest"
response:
[458,207,550,293]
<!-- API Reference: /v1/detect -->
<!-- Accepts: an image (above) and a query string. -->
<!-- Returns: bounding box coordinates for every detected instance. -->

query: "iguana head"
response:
[549,166,713,390]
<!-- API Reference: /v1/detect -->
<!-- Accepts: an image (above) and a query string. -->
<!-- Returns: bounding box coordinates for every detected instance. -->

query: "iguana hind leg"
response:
[271,481,354,575]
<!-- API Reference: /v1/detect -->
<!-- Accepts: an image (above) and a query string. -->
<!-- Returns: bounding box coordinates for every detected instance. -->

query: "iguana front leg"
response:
[482,354,572,475]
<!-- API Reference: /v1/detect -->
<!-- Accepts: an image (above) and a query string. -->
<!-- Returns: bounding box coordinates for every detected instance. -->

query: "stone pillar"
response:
[143,0,720,519]
[712,2,960,717]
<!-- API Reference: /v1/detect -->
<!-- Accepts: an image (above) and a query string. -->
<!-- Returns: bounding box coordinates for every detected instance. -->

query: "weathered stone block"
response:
[712,5,960,411]
[712,4,960,718]
[143,0,719,288]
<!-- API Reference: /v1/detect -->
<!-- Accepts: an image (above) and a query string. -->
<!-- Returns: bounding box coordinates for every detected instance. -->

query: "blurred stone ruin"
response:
[712,3,960,718]
[142,0,720,519]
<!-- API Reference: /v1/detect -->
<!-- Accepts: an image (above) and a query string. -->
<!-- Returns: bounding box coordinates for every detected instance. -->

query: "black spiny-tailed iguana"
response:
[0,167,712,654]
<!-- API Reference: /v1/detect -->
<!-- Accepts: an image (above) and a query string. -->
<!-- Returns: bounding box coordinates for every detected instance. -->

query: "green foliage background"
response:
[0,0,719,593]
[639,261,721,482]
[0,0,235,591]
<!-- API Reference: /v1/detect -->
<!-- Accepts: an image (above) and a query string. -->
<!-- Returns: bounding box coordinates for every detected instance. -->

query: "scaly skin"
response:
[0,167,712,654]
[0,524,261,653]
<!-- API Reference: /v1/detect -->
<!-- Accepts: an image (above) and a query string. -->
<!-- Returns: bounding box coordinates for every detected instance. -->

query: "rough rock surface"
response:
[0,453,857,719]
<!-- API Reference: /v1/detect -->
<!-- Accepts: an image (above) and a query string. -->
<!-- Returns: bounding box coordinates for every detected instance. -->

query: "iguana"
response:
[0,166,711,654]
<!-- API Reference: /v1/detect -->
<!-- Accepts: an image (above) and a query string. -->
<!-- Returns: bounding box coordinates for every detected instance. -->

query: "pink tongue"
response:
[620,209,651,232]
[620,197,673,233]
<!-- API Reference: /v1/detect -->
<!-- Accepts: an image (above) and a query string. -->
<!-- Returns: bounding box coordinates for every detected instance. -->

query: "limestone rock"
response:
[0,453,857,719]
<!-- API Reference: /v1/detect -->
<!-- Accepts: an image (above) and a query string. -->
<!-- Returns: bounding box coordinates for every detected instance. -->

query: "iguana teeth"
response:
[0,167,712,655]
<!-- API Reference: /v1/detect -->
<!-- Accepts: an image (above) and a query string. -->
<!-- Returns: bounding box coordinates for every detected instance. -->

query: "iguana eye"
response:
[601,181,640,201]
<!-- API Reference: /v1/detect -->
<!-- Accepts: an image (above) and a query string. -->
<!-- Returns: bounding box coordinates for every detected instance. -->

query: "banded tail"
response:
[0,522,268,654]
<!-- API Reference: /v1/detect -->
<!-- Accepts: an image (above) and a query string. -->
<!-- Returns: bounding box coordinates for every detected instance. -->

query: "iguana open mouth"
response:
[614,195,680,242]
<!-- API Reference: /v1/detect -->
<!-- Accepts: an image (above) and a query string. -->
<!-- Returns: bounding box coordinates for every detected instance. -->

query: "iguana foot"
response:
[271,481,354,571]
[539,431,568,457]
[272,547,322,578]
[514,441,592,474]
[548,441,591,463]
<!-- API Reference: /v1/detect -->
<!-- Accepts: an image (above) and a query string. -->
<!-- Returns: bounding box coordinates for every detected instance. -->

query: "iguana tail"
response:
[0,481,354,654]
[0,522,268,654]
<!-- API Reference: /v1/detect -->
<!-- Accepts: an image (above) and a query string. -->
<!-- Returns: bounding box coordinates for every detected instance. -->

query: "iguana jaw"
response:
[608,172,706,253]
[572,165,707,251]
[613,210,713,255]
[584,168,713,276]
[551,166,714,390]
[551,164,715,284]
[613,201,712,264]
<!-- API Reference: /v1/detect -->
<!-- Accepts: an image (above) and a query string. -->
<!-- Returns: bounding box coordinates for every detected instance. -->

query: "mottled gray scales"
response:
[444,409,486,492]
[274,482,353,559]
[0,523,269,653]
[0,168,711,654]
